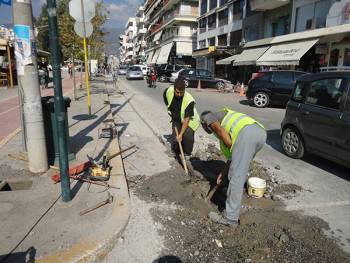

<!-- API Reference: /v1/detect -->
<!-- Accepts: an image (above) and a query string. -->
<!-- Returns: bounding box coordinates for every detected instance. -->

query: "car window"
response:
[197,69,211,77]
[292,81,308,101]
[129,66,141,71]
[294,72,306,80]
[305,78,346,110]
[187,69,196,76]
[160,65,167,70]
[344,82,350,114]
[175,65,182,71]
[167,65,174,71]
[273,72,294,85]
[258,72,272,81]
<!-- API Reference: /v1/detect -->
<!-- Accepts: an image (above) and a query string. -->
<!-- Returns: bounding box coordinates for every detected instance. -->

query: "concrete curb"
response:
[35,81,131,263]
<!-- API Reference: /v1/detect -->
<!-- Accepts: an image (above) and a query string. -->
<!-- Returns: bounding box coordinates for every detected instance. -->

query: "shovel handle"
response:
[174,127,189,176]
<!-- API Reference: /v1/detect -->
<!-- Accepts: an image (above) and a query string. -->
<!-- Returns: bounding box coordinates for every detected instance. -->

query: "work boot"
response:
[209,212,239,228]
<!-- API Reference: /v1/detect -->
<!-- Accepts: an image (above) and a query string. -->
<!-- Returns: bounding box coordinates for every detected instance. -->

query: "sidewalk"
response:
[0,77,130,262]
[0,73,81,143]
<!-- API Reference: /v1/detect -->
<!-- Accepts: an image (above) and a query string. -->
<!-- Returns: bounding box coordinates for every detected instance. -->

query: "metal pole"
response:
[47,0,71,202]
[72,36,77,101]
[6,44,13,88]
[12,0,48,173]
[80,0,91,115]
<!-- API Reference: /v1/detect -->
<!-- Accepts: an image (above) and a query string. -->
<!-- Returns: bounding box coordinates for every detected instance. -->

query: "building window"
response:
[232,0,244,20]
[199,18,207,33]
[208,13,216,30]
[218,34,227,46]
[295,0,335,32]
[220,0,228,6]
[218,9,228,26]
[271,16,289,37]
[209,0,217,11]
[230,30,242,47]
[201,0,208,15]
[199,40,206,49]
[208,37,215,46]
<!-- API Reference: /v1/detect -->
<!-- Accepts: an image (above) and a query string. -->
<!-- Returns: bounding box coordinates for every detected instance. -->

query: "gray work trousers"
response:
[225,124,267,221]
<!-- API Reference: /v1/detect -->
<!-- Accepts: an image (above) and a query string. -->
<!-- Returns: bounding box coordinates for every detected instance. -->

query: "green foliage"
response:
[35,0,109,62]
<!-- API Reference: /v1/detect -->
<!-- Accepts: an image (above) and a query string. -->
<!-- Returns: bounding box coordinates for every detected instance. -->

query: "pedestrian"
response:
[200,108,266,227]
[68,61,73,78]
[163,78,200,159]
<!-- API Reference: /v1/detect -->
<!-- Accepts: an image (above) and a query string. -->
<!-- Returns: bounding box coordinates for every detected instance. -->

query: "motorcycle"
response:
[147,72,157,88]
[38,69,48,89]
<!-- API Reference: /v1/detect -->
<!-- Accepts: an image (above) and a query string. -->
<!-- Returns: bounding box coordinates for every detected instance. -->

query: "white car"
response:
[134,64,149,75]
[169,69,185,83]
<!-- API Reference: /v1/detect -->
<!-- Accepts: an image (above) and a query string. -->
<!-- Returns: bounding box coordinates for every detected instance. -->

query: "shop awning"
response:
[232,46,270,66]
[146,50,155,64]
[257,39,319,66]
[176,42,192,56]
[216,54,239,65]
[157,42,173,64]
[153,30,163,42]
[151,48,161,64]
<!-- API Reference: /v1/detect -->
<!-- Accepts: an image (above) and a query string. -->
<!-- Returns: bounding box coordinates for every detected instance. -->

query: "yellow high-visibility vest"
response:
[220,108,264,160]
[165,86,200,131]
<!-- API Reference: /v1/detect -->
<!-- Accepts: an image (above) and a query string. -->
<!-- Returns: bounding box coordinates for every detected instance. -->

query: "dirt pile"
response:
[136,169,350,263]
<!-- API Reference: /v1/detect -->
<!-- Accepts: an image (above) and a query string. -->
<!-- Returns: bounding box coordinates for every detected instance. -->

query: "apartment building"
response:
[134,5,148,63]
[195,0,349,82]
[144,0,199,66]
[122,17,138,63]
[119,34,127,63]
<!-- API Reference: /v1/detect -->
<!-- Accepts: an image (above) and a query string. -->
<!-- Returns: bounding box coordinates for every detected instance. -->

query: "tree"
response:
[35,0,109,62]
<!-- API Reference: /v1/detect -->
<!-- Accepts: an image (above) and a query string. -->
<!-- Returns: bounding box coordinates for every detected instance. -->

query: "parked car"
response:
[156,64,184,82]
[134,64,149,75]
[169,69,185,83]
[177,69,229,89]
[280,71,350,168]
[126,66,143,80]
[118,65,128,75]
[246,70,307,108]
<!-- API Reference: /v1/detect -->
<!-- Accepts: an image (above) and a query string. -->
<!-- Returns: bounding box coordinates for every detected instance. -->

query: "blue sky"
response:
[0,0,142,28]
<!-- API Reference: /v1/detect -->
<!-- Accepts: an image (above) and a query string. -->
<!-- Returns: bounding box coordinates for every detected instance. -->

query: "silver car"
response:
[118,65,128,75]
[126,66,144,80]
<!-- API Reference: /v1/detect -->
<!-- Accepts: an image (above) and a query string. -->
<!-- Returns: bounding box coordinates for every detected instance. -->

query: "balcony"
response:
[138,28,147,34]
[163,9,198,24]
[250,0,290,11]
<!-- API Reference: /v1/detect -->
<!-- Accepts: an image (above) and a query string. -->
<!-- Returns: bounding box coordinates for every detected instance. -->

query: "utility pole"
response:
[72,35,77,101]
[12,0,48,173]
[47,0,71,202]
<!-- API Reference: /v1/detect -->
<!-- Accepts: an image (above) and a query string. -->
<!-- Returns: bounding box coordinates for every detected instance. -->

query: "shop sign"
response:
[315,45,328,55]
[208,46,215,52]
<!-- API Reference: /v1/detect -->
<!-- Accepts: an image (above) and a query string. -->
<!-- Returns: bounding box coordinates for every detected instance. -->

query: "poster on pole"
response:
[14,25,32,75]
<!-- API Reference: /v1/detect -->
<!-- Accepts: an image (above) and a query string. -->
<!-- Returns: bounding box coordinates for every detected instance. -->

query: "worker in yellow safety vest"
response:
[163,78,200,158]
[200,108,266,227]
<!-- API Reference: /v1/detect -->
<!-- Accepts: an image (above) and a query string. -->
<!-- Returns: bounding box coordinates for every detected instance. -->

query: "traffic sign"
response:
[74,21,93,38]
[69,0,95,22]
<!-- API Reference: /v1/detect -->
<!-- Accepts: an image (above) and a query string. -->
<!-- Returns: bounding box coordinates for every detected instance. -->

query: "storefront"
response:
[0,38,14,88]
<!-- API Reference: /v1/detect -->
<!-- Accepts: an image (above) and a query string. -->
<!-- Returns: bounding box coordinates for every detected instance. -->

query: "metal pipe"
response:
[47,0,71,202]
[12,0,48,173]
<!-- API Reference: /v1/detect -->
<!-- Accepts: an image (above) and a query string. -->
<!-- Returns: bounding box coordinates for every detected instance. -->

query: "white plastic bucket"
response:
[247,177,266,198]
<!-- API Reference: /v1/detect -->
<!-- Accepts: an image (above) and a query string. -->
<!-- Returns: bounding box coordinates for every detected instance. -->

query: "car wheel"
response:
[216,81,225,90]
[282,127,305,159]
[184,79,189,88]
[253,92,269,108]
[159,75,167,82]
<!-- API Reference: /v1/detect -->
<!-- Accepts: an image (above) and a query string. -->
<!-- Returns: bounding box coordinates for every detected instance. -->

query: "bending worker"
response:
[163,78,200,158]
[200,108,266,227]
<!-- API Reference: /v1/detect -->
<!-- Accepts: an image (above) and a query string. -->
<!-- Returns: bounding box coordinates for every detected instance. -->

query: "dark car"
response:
[156,64,184,82]
[281,72,350,168]
[177,69,229,89]
[246,70,307,108]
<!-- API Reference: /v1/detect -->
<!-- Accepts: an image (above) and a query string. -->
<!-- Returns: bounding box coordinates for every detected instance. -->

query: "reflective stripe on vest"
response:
[220,108,264,160]
[165,86,200,131]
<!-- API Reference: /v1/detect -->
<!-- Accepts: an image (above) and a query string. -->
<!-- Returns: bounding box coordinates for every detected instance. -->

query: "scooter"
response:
[38,69,48,89]
[147,73,157,88]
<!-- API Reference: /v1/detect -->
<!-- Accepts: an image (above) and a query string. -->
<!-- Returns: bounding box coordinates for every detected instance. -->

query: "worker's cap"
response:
[200,111,213,134]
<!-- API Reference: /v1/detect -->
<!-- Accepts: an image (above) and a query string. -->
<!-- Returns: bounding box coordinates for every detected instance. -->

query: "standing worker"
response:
[200,108,266,227]
[163,78,200,159]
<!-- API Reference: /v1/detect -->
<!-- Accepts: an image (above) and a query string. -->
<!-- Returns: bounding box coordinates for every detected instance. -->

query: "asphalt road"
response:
[118,76,350,252]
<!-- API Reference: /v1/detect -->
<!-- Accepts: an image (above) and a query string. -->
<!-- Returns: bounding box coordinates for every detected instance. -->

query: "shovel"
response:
[174,127,189,176]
